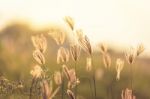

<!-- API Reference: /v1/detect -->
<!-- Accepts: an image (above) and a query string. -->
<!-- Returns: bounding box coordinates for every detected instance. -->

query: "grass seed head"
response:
[116,58,124,80]
[57,47,70,64]
[76,29,92,55]
[86,57,92,72]
[99,43,107,54]
[54,71,62,85]
[30,65,43,78]
[64,16,75,30]
[33,50,45,65]
[121,88,136,99]
[48,29,66,45]
[125,47,136,64]
[136,43,144,56]
[103,53,111,68]
[31,34,47,53]
[70,44,81,61]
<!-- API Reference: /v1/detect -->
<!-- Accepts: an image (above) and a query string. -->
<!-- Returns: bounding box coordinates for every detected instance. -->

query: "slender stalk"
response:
[80,77,94,99]
[130,64,133,90]
[61,67,64,99]
[91,55,96,99]
[74,62,77,99]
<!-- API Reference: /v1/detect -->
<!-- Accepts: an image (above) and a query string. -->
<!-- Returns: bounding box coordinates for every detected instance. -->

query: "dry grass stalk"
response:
[86,57,92,72]
[64,16,75,30]
[103,53,111,68]
[31,34,47,53]
[136,43,144,56]
[116,58,124,80]
[121,88,136,99]
[67,89,75,99]
[30,65,43,78]
[70,44,81,61]
[54,71,62,85]
[57,47,70,64]
[33,50,45,65]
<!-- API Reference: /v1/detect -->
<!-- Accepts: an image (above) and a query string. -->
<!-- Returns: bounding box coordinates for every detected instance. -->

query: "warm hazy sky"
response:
[0,0,150,56]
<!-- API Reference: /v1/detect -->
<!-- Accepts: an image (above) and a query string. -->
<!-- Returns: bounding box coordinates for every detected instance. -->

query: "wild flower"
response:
[136,43,144,56]
[57,47,70,64]
[70,44,81,62]
[103,53,111,68]
[121,88,136,99]
[64,16,75,30]
[30,65,43,78]
[54,71,62,85]
[33,50,45,65]
[116,58,124,80]
[31,34,47,53]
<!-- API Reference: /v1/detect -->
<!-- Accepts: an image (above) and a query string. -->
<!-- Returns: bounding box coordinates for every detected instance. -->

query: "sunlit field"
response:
[1,0,150,99]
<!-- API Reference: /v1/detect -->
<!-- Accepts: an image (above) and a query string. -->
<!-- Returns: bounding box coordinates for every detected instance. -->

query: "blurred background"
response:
[0,0,150,99]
